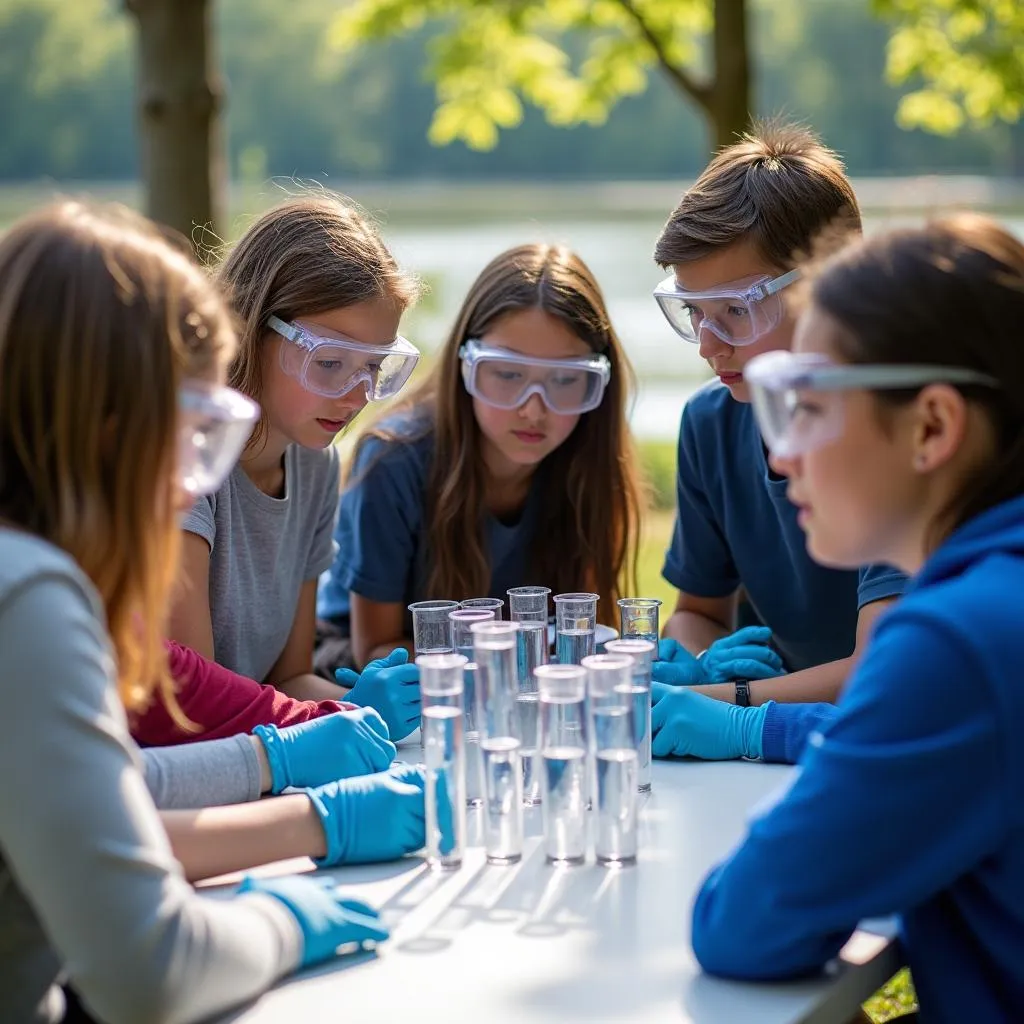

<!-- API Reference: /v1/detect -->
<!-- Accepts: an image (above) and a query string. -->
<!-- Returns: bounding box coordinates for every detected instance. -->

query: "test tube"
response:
[460,597,505,619]
[583,654,638,867]
[471,620,523,864]
[604,638,655,794]
[536,664,588,865]
[553,592,599,665]
[507,585,551,623]
[417,652,467,871]
[463,662,483,808]
[408,600,459,655]
[617,598,662,644]
[516,620,547,805]
[450,609,495,811]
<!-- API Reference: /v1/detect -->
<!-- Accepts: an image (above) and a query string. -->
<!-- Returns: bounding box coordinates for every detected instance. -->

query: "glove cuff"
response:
[253,724,289,795]
[305,785,349,867]
[740,702,772,760]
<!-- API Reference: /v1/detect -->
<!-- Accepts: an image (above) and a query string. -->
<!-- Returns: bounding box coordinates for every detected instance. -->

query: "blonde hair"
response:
[215,193,421,452]
[0,201,236,713]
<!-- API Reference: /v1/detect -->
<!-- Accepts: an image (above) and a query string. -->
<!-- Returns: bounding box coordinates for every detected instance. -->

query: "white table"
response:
[211,758,901,1024]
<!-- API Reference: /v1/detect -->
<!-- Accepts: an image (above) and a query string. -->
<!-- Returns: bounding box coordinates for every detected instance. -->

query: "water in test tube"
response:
[604,638,655,794]
[417,652,468,870]
[616,597,662,644]
[536,664,588,865]
[449,610,495,810]
[507,585,550,623]
[583,653,638,866]
[471,619,523,864]
[408,600,459,655]
[553,592,599,665]
[507,588,550,805]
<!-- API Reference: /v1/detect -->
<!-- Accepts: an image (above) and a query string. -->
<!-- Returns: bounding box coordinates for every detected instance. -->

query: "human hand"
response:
[655,628,784,686]
[237,874,388,968]
[651,686,770,761]
[336,648,421,741]
[307,764,427,866]
[254,708,396,794]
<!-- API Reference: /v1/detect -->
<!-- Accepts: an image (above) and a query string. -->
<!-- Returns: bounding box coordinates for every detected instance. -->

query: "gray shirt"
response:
[183,443,340,682]
[0,530,302,1024]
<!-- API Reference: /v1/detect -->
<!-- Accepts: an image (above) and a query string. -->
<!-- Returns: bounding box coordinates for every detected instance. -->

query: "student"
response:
[169,193,422,716]
[316,242,647,671]
[0,202,431,1024]
[651,124,907,704]
[690,215,1024,1023]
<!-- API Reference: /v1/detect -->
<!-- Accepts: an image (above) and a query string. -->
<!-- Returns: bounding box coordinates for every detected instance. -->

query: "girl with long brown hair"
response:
[0,201,427,1024]
[316,242,644,671]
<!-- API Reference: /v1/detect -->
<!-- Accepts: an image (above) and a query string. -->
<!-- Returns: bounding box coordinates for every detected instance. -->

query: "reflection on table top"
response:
[207,757,901,1024]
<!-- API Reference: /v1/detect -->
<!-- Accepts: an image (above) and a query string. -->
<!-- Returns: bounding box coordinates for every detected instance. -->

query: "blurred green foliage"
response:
[0,0,1023,182]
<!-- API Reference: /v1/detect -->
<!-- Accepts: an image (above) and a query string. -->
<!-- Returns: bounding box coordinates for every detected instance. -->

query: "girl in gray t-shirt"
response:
[170,195,423,712]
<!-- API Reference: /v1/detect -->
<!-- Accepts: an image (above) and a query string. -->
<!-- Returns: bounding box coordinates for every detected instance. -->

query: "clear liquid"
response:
[516,693,541,805]
[423,705,465,869]
[516,623,548,687]
[556,629,595,665]
[621,630,658,645]
[541,747,588,863]
[480,736,523,863]
[627,684,652,793]
[418,645,454,656]
[595,748,639,865]
[465,730,483,807]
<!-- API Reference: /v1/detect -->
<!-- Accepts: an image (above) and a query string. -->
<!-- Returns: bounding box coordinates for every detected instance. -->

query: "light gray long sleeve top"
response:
[0,530,302,1024]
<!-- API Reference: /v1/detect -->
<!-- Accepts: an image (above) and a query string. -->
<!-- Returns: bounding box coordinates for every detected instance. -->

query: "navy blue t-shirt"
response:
[662,381,906,671]
[317,419,543,628]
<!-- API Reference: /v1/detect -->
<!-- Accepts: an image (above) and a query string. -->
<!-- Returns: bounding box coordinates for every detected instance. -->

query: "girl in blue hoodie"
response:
[682,214,1024,1023]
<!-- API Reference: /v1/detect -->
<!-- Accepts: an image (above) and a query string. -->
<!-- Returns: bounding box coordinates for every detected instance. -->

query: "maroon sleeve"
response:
[130,641,356,746]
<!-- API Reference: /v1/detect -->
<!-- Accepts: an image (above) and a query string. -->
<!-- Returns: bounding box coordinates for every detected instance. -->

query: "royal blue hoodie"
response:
[691,493,1024,1023]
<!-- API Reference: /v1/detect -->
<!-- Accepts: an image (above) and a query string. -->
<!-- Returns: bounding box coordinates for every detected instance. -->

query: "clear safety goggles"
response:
[177,381,259,496]
[653,269,801,346]
[745,350,999,458]
[458,340,611,415]
[268,315,420,401]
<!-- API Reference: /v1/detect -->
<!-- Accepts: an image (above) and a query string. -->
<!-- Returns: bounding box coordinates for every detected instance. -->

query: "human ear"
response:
[908,384,968,473]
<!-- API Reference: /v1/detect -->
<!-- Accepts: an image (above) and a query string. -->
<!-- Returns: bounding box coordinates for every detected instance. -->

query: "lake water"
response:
[3,181,1021,440]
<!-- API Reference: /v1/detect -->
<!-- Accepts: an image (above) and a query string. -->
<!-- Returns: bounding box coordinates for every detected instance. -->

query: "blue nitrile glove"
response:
[651,686,771,761]
[237,874,389,968]
[307,763,427,866]
[655,627,785,685]
[429,772,456,857]
[335,648,421,741]
[253,709,396,795]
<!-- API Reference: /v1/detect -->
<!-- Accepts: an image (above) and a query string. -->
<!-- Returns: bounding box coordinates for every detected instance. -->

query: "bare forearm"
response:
[662,610,728,656]
[277,672,345,702]
[162,795,326,883]
[692,656,851,706]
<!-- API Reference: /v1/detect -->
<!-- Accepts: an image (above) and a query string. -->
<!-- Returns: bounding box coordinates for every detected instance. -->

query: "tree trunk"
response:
[710,0,752,152]
[124,0,225,252]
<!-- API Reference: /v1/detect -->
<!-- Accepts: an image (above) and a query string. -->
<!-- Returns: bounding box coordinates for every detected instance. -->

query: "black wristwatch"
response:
[734,679,752,707]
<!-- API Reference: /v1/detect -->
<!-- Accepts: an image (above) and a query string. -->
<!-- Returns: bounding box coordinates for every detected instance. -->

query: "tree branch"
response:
[610,0,712,112]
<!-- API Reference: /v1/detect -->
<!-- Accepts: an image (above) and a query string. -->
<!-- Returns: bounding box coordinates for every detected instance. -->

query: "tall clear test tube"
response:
[516,620,547,805]
[553,592,599,665]
[450,610,494,809]
[408,600,459,655]
[536,664,589,865]
[460,597,505,620]
[603,638,655,794]
[417,652,468,870]
[583,654,638,866]
[616,598,662,644]
[471,620,523,864]
[507,585,551,623]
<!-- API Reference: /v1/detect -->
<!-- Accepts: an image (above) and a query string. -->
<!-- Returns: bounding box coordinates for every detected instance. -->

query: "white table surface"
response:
[208,757,901,1024]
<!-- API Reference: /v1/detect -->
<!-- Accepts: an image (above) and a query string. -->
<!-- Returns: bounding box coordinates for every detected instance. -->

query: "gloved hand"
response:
[253,709,396,794]
[655,627,785,686]
[307,763,427,866]
[335,648,421,741]
[651,686,771,761]
[237,874,389,968]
